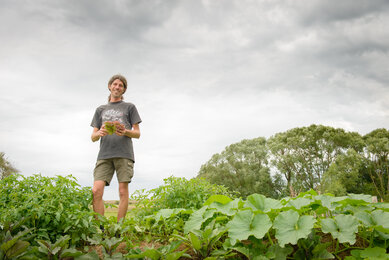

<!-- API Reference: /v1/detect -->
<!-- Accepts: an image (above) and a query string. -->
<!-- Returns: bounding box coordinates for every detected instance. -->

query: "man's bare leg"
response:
[92,180,106,217]
[118,182,129,221]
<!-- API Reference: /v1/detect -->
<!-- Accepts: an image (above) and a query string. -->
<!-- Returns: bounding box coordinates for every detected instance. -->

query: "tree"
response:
[0,152,19,179]
[321,149,374,196]
[267,125,363,196]
[197,137,281,198]
[363,128,389,201]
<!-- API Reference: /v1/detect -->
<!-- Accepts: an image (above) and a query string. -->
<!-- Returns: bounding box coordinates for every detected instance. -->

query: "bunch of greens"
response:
[104,121,117,135]
[104,121,124,135]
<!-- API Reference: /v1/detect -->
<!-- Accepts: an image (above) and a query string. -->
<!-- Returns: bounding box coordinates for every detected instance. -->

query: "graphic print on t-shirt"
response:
[102,109,124,125]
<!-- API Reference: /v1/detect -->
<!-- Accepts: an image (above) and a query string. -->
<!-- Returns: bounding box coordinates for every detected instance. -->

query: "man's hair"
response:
[108,74,127,102]
[108,74,127,89]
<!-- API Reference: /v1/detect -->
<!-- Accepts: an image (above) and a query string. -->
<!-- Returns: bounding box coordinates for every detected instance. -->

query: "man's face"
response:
[109,79,126,98]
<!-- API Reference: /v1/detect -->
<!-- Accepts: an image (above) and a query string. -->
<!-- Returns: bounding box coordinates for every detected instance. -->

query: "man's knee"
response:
[118,184,129,198]
[92,182,105,199]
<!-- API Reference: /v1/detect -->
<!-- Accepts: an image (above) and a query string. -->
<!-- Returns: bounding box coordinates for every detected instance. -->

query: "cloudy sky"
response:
[1,0,388,200]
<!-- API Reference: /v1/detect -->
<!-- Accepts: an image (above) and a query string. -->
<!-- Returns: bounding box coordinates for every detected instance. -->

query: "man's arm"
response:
[116,124,141,139]
[91,126,108,142]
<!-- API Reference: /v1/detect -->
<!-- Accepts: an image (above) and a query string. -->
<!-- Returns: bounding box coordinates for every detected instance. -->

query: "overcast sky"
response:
[1,0,388,200]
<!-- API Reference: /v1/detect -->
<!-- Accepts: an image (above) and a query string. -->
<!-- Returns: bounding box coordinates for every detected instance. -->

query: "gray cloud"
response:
[295,0,389,25]
[0,0,388,199]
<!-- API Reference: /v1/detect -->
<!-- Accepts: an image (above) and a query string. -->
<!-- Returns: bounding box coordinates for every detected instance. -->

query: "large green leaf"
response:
[74,251,100,259]
[189,232,202,250]
[0,229,30,253]
[142,248,162,260]
[312,242,334,259]
[314,195,347,211]
[371,210,389,230]
[354,211,374,227]
[165,251,187,260]
[227,210,272,245]
[321,214,359,244]
[207,198,240,216]
[371,210,389,238]
[287,197,313,210]
[204,195,232,205]
[273,210,316,247]
[350,247,389,260]
[266,244,293,260]
[244,194,283,213]
[347,194,373,203]
[154,208,188,221]
[184,206,217,234]
[61,248,84,258]
[359,247,389,259]
[5,240,30,258]
[375,202,389,209]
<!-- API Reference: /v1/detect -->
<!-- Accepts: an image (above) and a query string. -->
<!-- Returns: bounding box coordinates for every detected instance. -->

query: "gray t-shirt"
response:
[91,101,142,162]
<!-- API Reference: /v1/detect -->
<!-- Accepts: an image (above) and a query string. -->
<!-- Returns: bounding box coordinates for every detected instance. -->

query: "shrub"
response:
[132,176,237,212]
[0,174,97,246]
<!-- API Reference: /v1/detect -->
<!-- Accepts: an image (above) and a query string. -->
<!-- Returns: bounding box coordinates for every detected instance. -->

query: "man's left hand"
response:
[115,123,126,136]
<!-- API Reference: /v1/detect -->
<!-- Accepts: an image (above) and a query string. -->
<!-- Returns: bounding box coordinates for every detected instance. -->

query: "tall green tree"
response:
[197,137,281,198]
[0,152,19,179]
[363,128,389,201]
[321,149,374,196]
[267,125,363,196]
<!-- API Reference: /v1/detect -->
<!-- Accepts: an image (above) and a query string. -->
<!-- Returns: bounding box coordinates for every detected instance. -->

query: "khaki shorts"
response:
[93,158,134,186]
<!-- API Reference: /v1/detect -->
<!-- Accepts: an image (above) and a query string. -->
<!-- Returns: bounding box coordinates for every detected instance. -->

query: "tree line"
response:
[197,125,389,201]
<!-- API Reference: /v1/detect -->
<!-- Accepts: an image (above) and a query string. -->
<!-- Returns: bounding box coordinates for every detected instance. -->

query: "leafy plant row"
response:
[1,174,389,259]
[141,191,389,259]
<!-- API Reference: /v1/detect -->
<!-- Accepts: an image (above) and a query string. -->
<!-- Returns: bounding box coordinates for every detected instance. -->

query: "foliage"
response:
[0,219,32,260]
[2,173,389,259]
[273,209,316,247]
[227,209,272,244]
[34,235,84,259]
[347,247,389,260]
[131,176,235,213]
[0,152,18,180]
[173,219,233,259]
[197,125,388,200]
[178,191,389,259]
[126,241,190,259]
[363,128,389,201]
[198,137,282,199]
[87,234,124,258]
[2,125,389,258]
[267,124,364,196]
[0,174,97,246]
[322,149,374,196]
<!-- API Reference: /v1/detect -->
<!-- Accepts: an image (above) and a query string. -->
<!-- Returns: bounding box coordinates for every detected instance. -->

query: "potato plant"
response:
[0,174,98,246]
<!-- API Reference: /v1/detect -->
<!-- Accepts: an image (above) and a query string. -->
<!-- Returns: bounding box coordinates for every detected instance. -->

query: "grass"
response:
[103,200,137,218]
[105,211,117,218]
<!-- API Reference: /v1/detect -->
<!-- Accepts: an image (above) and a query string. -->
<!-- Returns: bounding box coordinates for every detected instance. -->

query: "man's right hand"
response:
[98,125,108,137]
[91,126,108,142]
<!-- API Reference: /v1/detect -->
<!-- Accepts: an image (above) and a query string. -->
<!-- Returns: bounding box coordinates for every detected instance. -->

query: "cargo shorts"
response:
[93,158,134,186]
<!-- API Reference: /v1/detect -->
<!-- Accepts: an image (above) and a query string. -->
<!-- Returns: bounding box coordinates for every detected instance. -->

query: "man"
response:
[90,74,141,221]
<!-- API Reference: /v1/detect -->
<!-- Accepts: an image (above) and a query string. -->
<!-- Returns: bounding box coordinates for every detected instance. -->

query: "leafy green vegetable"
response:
[244,193,283,213]
[273,210,316,247]
[321,214,359,244]
[227,210,272,244]
[104,121,116,135]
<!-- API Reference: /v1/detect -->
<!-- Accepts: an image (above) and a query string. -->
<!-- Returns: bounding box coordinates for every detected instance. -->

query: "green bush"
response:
[132,176,237,212]
[0,174,97,246]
